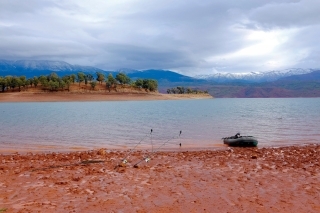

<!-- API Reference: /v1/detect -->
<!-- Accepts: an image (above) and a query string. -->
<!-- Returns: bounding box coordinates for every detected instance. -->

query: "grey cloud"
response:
[247,0,320,29]
[93,42,198,70]
[0,0,320,75]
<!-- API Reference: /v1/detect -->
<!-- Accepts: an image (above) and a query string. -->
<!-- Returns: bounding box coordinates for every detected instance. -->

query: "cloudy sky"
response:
[0,0,319,76]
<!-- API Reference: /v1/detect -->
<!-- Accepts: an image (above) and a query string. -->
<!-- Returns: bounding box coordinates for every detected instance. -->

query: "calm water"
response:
[0,98,320,152]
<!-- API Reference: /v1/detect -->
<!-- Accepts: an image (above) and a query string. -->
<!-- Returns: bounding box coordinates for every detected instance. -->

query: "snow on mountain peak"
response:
[14,60,74,71]
[194,68,315,82]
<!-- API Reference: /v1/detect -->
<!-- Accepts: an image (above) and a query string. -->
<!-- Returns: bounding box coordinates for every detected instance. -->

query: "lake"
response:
[0,98,319,152]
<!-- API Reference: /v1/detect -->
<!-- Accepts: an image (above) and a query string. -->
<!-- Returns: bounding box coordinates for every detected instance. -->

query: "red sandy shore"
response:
[0,92,213,102]
[0,144,319,212]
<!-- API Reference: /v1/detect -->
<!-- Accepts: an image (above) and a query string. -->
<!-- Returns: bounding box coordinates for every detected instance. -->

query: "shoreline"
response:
[0,92,213,102]
[1,144,319,212]
[0,140,230,155]
[0,142,316,155]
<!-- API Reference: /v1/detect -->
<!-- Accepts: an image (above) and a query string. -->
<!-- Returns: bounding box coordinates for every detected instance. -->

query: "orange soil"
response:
[0,92,212,102]
[0,144,319,212]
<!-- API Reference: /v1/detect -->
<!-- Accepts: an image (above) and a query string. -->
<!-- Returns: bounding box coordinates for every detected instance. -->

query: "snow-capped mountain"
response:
[194,68,316,82]
[13,60,75,71]
[0,59,106,77]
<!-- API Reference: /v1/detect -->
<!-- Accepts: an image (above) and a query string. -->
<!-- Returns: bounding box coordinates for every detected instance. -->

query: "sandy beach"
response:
[0,144,319,212]
[0,92,213,102]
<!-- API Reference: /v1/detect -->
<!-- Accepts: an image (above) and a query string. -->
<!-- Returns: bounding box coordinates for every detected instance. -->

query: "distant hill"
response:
[128,69,207,84]
[128,69,192,81]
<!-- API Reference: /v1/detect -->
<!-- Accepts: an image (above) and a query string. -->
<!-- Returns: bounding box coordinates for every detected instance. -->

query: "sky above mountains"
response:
[1,0,319,76]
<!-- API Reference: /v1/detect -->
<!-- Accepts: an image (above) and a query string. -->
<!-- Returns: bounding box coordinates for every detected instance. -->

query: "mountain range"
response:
[1,59,320,98]
[194,68,316,83]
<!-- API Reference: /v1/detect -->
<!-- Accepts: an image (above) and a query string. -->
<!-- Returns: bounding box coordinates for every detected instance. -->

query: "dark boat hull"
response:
[223,136,258,147]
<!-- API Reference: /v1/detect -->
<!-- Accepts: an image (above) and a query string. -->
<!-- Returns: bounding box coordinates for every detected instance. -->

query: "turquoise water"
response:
[0,98,319,151]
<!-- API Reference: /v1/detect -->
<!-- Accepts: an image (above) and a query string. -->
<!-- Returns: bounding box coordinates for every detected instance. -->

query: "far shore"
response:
[0,92,213,102]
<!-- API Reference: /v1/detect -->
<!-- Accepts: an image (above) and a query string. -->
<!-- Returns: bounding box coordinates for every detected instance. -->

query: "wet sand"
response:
[1,144,319,212]
[0,92,213,102]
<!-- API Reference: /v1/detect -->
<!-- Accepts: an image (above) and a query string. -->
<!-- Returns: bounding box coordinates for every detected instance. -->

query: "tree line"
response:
[166,86,208,94]
[0,72,158,92]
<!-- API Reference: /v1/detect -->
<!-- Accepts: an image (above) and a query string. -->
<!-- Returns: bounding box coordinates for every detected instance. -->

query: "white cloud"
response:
[0,0,319,76]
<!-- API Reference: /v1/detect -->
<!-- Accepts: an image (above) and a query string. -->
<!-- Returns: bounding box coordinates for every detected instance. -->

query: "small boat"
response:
[222,133,258,147]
